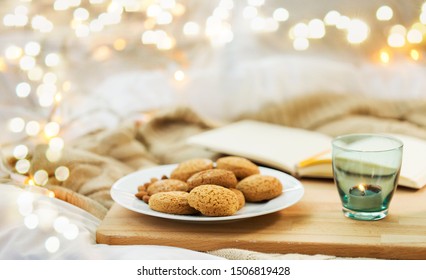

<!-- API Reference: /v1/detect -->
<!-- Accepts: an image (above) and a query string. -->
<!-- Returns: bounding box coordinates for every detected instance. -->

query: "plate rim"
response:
[111,164,304,222]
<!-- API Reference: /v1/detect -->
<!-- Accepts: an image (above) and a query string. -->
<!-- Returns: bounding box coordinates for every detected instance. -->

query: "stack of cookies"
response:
[135,156,283,217]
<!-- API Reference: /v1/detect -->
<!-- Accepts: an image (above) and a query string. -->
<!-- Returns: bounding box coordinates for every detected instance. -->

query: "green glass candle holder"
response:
[332,134,403,221]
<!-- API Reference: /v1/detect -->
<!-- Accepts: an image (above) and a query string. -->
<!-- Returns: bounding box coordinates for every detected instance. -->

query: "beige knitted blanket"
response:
[18,93,426,259]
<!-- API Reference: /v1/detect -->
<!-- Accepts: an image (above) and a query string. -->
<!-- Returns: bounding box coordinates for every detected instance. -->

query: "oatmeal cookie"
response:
[187,169,238,190]
[216,156,260,180]
[170,158,214,182]
[148,191,198,215]
[236,174,283,202]
[147,179,189,195]
[229,188,245,210]
[187,185,239,216]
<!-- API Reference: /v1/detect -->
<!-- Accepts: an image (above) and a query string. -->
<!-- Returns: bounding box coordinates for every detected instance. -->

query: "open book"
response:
[187,120,426,189]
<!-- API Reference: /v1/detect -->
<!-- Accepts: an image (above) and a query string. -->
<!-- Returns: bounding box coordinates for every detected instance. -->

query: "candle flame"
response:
[358,184,366,192]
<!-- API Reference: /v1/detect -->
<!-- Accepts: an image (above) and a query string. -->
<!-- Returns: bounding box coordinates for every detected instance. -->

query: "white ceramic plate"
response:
[111,164,304,222]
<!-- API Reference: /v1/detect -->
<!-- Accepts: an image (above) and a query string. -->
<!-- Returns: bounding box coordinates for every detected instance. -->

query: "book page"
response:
[389,134,426,189]
[187,120,332,175]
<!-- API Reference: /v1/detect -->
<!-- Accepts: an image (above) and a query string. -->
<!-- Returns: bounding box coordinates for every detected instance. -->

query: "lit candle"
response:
[348,184,382,211]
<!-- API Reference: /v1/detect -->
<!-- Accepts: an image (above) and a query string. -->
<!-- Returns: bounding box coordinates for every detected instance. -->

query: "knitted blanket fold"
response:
[14,93,426,259]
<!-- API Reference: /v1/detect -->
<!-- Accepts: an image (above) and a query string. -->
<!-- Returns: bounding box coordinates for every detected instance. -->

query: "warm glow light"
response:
[358,184,365,192]
[407,29,423,44]
[19,56,36,70]
[45,236,60,253]
[0,58,7,72]
[54,216,69,233]
[31,16,53,32]
[273,8,289,22]
[376,6,393,21]
[410,49,420,61]
[251,17,266,32]
[28,67,44,81]
[324,10,340,26]
[174,70,185,81]
[55,166,70,181]
[13,145,29,160]
[45,53,60,67]
[17,192,34,216]
[3,14,15,27]
[16,82,31,98]
[16,159,31,174]
[5,45,23,60]
[63,223,79,240]
[156,11,173,25]
[264,18,279,32]
[113,38,127,50]
[205,20,234,47]
[308,19,325,39]
[49,137,64,151]
[8,117,25,133]
[54,0,70,11]
[24,214,39,229]
[243,6,257,19]
[34,170,49,186]
[55,92,62,102]
[292,23,309,38]
[183,21,200,36]
[248,0,264,6]
[390,24,407,36]
[214,7,228,19]
[336,15,350,29]
[89,19,104,32]
[62,81,72,92]
[147,4,161,17]
[74,8,90,21]
[75,24,90,37]
[142,30,156,44]
[388,33,405,48]
[347,19,369,44]
[45,148,62,162]
[43,72,58,84]
[37,83,57,98]
[172,3,185,16]
[92,46,112,61]
[420,12,426,24]
[380,50,390,64]
[44,122,60,138]
[26,120,41,136]
[156,35,175,50]
[24,41,41,56]
[219,0,233,9]
[293,37,309,51]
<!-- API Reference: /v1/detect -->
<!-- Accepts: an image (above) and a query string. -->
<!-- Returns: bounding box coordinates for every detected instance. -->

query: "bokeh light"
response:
[55,166,70,181]
[376,6,393,21]
[45,236,60,253]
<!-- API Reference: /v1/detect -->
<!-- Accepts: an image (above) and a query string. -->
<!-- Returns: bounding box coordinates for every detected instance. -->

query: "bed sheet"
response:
[0,184,222,260]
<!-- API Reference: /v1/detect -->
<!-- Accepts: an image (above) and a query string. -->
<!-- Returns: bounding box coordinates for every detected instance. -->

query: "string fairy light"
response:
[2,0,426,246]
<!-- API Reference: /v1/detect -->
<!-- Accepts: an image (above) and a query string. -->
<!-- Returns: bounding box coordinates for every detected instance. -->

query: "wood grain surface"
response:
[96,179,426,259]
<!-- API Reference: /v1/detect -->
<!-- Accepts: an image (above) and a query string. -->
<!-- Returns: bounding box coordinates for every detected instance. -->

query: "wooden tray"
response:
[96,179,426,259]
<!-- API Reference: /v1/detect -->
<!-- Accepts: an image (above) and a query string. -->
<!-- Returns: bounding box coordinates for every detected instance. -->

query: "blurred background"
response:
[1,0,426,146]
